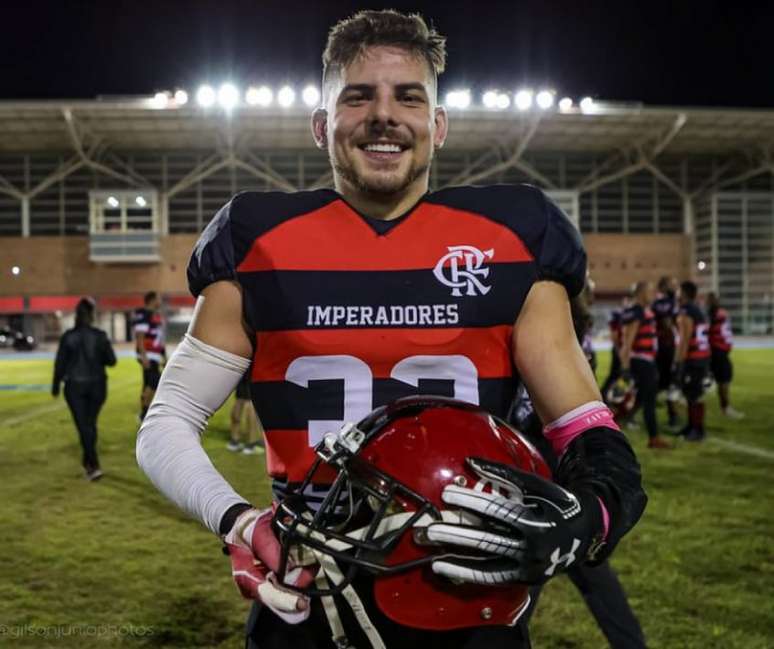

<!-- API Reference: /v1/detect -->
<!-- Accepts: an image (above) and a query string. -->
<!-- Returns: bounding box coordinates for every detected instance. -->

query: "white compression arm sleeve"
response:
[136,333,252,534]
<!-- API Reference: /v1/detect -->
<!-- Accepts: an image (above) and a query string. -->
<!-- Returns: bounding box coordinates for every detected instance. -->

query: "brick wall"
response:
[1,232,692,298]
[585,233,692,293]
[1,235,197,297]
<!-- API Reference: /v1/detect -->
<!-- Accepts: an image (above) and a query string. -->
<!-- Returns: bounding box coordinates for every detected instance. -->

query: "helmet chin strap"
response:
[314,549,386,649]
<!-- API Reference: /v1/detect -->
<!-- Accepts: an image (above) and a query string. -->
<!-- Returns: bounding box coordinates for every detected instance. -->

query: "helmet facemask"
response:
[273,420,444,597]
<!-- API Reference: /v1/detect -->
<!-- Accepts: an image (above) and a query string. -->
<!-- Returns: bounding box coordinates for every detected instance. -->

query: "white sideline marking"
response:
[708,438,774,461]
[3,401,66,426]
[1,378,136,428]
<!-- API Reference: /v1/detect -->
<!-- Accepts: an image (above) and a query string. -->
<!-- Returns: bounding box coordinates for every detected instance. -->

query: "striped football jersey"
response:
[188,184,586,490]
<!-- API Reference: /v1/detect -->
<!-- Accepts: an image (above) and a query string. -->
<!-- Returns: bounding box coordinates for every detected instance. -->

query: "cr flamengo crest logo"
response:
[433,245,494,297]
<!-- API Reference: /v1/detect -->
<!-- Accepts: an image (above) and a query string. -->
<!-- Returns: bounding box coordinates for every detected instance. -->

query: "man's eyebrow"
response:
[339,82,429,95]
[340,84,374,94]
[394,82,428,94]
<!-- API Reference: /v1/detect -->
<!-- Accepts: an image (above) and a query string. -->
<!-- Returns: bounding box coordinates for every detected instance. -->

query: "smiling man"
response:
[137,10,646,649]
[316,35,446,217]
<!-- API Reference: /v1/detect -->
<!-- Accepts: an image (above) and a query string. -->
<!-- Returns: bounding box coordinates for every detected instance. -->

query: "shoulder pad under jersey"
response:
[427,184,587,297]
[187,189,338,297]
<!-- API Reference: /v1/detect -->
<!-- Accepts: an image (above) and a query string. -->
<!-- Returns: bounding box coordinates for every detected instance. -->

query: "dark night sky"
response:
[2,0,772,108]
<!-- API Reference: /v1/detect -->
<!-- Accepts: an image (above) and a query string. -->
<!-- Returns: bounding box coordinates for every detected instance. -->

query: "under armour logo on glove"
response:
[426,457,606,585]
[544,539,581,577]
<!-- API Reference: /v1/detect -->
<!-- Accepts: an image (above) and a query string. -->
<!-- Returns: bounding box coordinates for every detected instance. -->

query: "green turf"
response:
[0,350,772,648]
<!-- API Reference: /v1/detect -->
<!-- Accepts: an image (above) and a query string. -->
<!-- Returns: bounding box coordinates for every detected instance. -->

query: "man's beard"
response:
[333,154,430,197]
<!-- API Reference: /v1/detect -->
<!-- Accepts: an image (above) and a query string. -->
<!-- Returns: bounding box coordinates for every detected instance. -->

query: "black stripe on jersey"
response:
[239,264,537,331]
[252,377,515,431]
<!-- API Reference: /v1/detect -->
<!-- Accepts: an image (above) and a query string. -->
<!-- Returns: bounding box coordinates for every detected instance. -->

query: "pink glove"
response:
[224,507,317,624]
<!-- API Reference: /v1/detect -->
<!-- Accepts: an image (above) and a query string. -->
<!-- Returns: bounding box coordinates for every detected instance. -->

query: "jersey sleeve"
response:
[187,198,240,298]
[532,192,587,298]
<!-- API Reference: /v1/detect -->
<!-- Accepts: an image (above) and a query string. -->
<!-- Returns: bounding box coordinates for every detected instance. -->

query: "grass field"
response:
[0,350,772,648]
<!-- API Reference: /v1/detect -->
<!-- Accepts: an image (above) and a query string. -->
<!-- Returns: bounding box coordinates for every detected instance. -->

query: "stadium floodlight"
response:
[174,89,188,106]
[106,196,119,208]
[135,196,147,207]
[558,97,573,112]
[495,93,511,109]
[302,85,321,107]
[482,90,499,109]
[277,85,296,107]
[151,91,168,109]
[579,96,594,112]
[514,89,534,111]
[218,83,240,111]
[535,90,554,110]
[444,89,471,109]
[196,84,216,108]
[697,260,707,271]
[246,85,273,107]
[11,265,20,276]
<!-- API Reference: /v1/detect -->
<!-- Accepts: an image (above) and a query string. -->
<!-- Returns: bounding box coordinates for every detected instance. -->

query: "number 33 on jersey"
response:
[188,184,587,483]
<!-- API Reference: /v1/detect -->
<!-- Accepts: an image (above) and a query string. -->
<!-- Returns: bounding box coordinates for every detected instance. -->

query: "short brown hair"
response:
[322,10,446,89]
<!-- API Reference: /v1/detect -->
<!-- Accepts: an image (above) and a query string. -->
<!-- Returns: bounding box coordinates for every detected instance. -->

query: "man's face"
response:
[316,46,447,199]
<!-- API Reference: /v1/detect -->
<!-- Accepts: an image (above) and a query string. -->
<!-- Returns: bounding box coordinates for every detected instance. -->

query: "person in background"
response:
[620,281,671,449]
[706,292,744,419]
[228,370,265,455]
[52,297,117,481]
[133,291,166,421]
[601,295,629,398]
[675,281,711,441]
[652,276,680,429]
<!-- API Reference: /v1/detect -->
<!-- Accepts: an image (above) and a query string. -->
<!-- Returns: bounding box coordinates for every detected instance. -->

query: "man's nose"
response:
[366,93,398,130]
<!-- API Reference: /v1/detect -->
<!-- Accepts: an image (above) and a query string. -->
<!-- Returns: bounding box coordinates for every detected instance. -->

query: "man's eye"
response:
[344,94,367,104]
[401,94,423,103]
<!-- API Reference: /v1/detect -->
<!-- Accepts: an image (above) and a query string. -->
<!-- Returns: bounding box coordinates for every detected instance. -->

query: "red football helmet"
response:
[272,396,551,631]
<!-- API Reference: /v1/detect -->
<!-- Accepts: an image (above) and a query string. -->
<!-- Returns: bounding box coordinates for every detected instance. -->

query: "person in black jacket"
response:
[52,297,117,480]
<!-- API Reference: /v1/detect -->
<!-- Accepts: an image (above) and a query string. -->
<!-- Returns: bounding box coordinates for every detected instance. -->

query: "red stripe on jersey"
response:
[252,326,514,381]
[710,308,732,351]
[236,200,534,272]
[632,308,657,359]
[263,429,338,482]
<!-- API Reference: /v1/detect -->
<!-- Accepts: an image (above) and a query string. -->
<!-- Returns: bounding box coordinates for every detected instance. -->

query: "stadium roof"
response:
[1,98,773,155]
[0,98,772,199]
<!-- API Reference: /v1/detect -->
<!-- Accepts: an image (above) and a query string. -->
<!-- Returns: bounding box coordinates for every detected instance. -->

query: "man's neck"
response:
[336,180,429,221]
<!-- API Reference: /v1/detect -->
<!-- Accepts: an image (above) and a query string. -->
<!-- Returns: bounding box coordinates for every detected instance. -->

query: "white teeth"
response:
[363,143,403,153]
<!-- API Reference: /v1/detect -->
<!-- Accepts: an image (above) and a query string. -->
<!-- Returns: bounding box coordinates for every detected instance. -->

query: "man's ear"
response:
[433,105,448,150]
[311,108,328,149]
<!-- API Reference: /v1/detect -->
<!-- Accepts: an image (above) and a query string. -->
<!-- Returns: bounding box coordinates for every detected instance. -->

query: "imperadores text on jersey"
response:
[306,304,460,327]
